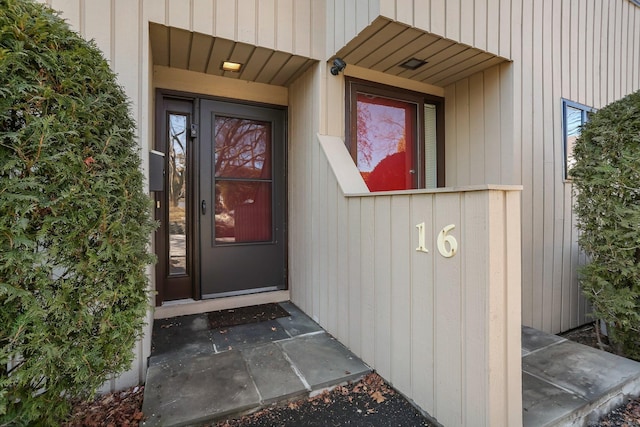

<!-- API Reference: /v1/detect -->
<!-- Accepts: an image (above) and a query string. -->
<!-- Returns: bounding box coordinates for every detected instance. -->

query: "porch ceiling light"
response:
[400,57,427,70]
[221,61,242,72]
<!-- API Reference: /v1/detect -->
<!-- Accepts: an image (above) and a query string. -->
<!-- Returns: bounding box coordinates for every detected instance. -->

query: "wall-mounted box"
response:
[149,150,165,192]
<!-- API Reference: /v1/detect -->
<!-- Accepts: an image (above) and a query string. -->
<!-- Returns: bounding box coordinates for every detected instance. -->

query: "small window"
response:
[346,78,444,191]
[562,99,594,180]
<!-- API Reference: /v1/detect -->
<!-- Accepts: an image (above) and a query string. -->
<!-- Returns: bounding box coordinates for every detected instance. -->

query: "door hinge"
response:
[190,123,198,138]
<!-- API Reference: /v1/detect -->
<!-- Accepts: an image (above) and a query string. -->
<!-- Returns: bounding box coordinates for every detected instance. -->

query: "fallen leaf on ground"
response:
[370,391,386,403]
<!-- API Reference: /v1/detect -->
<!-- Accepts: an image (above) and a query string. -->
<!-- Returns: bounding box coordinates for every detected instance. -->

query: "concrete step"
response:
[522,326,640,426]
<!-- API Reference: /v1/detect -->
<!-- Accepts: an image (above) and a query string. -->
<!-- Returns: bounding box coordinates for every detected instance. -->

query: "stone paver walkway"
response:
[142,302,371,426]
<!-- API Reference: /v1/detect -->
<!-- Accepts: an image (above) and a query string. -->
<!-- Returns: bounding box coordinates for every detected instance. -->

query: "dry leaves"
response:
[63,386,145,427]
[370,391,386,403]
[596,398,640,426]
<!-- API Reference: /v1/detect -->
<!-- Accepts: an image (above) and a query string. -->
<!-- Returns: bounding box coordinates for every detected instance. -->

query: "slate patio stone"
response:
[522,339,640,401]
[241,342,307,403]
[142,351,260,427]
[148,329,215,366]
[278,332,371,390]
[150,314,215,366]
[521,325,566,356]
[522,372,587,427]
[276,301,324,337]
[211,319,290,352]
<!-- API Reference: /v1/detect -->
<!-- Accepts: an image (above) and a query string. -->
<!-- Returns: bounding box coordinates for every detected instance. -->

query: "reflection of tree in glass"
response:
[214,117,272,224]
[169,114,187,208]
[215,117,270,179]
[356,100,406,172]
[565,106,584,172]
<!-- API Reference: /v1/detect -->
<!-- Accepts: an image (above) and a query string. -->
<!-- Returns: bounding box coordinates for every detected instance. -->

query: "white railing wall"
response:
[303,135,523,427]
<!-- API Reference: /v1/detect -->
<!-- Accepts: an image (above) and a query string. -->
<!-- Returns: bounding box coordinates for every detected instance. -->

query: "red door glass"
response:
[356,93,416,191]
[214,116,272,243]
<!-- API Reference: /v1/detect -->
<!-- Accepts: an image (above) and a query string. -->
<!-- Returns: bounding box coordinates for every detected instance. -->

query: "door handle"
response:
[201,200,206,215]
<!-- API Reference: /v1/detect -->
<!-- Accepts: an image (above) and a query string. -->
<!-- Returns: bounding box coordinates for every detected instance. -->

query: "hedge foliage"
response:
[572,90,640,360]
[0,0,156,424]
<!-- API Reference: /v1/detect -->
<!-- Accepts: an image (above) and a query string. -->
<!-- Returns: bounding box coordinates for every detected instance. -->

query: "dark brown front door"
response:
[155,95,287,304]
[199,99,287,298]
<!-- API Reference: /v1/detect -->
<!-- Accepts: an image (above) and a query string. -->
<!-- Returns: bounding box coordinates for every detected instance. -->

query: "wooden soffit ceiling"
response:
[149,23,316,87]
[335,17,509,88]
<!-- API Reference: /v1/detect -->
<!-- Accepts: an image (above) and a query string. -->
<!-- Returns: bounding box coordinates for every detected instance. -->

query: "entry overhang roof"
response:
[150,17,510,89]
[149,23,317,87]
[334,17,510,87]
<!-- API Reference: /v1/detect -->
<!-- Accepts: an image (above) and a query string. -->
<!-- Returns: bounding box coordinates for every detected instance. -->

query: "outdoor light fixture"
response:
[330,57,347,75]
[400,57,428,70]
[221,61,242,72]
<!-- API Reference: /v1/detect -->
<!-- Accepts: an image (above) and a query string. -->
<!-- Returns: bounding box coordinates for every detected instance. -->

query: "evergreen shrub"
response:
[572,90,640,360]
[0,0,156,424]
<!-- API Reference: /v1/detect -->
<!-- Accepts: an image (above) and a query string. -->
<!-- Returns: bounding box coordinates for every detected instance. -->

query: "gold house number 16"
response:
[416,223,458,258]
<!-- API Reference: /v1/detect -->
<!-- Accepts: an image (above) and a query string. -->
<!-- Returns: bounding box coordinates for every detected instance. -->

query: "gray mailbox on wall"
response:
[149,150,165,192]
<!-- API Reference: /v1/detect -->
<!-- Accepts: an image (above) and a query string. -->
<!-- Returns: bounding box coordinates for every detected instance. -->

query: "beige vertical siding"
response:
[443,63,516,188]
[300,134,523,427]
[325,0,381,58]
[369,0,640,333]
[513,0,640,333]
[290,58,523,424]
[333,0,510,58]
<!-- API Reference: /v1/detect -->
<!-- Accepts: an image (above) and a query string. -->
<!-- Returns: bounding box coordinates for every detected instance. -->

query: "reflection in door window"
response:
[214,117,273,243]
[356,94,416,191]
[168,113,188,275]
[346,79,444,191]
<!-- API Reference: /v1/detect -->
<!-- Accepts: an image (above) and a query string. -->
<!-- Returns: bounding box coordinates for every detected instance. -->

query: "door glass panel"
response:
[214,115,273,245]
[356,93,416,191]
[424,104,437,188]
[215,181,272,243]
[214,117,272,179]
[168,113,188,275]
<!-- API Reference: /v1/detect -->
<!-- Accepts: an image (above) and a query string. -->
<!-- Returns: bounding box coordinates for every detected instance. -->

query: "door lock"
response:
[201,200,206,215]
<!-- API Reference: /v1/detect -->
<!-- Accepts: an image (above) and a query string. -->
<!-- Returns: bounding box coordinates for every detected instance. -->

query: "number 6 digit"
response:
[437,224,458,258]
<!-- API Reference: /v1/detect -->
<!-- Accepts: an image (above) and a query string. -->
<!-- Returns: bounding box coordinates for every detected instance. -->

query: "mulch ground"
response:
[213,373,434,427]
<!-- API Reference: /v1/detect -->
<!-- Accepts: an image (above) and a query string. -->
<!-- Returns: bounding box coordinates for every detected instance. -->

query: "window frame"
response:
[345,77,445,189]
[562,98,595,181]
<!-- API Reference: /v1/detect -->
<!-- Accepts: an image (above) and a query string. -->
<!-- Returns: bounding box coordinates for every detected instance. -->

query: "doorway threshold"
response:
[154,290,289,320]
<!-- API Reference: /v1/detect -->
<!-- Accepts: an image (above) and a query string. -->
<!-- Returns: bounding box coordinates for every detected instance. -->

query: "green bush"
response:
[572,90,640,360]
[0,0,156,424]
